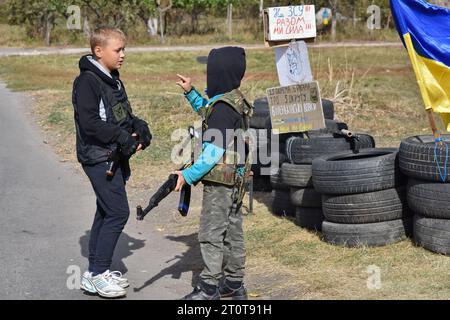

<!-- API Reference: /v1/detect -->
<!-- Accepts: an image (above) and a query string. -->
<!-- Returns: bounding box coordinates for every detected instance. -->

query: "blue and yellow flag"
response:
[391,0,450,131]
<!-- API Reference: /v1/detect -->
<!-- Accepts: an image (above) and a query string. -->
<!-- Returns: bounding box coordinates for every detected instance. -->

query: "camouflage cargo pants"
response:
[199,182,245,287]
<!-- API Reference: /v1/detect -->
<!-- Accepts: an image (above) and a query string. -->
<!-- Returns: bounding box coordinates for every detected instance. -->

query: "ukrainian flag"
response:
[391,0,450,131]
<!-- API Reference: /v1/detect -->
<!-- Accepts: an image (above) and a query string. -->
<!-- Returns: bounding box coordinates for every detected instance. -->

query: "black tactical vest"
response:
[72,70,134,165]
[197,89,254,186]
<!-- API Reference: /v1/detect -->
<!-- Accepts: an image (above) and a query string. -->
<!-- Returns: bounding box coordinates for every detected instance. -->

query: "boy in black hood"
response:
[175,47,250,300]
[72,27,151,299]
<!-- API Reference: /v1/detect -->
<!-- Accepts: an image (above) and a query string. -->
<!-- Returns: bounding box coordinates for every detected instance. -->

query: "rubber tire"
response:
[252,152,286,177]
[322,218,412,248]
[250,115,269,129]
[290,188,322,208]
[321,99,335,120]
[253,97,270,116]
[295,207,324,231]
[399,135,450,182]
[287,133,375,165]
[414,215,450,255]
[272,190,295,217]
[280,163,313,188]
[322,187,410,224]
[407,179,450,219]
[250,97,270,129]
[253,128,271,148]
[251,176,272,192]
[270,167,289,191]
[312,148,404,195]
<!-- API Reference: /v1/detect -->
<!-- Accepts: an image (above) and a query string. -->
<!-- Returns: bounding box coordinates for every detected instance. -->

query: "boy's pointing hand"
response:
[176,74,192,93]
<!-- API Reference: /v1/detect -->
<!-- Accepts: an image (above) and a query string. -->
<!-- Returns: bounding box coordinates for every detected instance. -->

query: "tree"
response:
[7,0,71,45]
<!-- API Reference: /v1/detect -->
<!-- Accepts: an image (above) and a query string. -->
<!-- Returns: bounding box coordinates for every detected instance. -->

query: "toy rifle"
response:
[136,171,191,221]
[137,126,198,221]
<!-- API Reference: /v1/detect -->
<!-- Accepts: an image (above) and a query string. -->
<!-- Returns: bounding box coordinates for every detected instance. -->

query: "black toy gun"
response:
[137,126,197,220]
[106,135,139,178]
[136,172,191,221]
[106,147,121,177]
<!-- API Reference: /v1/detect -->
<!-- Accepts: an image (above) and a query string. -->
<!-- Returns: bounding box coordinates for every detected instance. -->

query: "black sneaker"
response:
[219,282,248,300]
[181,286,220,300]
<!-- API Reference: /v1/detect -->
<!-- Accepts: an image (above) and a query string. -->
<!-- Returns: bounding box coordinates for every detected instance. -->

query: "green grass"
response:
[0,46,448,299]
[242,191,450,300]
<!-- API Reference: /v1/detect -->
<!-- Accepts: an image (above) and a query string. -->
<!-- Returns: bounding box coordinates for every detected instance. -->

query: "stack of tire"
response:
[251,98,337,219]
[249,97,306,195]
[283,130,376,231]
[250,97,280,192]
[269,153,297,218]
[399,135,450,255]
[249,97,300,217]
[312,148,412,247]
[280,161,323,229]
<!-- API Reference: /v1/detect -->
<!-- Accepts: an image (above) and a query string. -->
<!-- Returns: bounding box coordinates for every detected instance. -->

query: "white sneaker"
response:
[90,271,127,298]
[80,271,97,294]
[104,270,129,289]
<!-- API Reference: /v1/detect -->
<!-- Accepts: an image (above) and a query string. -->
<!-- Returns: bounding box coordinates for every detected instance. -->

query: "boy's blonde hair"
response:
[90,27,126,55]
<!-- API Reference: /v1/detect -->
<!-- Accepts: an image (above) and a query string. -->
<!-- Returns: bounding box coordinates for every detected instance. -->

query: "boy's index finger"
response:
[176,74,186,82]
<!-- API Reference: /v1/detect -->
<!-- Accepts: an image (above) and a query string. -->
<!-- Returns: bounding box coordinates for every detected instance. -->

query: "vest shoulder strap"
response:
[205,89,254,131]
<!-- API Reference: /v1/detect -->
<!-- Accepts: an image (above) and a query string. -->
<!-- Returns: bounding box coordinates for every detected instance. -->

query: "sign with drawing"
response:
[267,5,316,41]
[266,82,325,134]
[275,40,313,86]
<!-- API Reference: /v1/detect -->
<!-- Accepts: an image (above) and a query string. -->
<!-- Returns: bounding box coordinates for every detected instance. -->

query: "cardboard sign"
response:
[275,40,313,86]
[267,5,316,42]
[266,82,325,134]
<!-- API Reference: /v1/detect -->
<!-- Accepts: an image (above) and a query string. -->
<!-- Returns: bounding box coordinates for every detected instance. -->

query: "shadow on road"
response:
[133,233,202,294]
[79,230,146,274]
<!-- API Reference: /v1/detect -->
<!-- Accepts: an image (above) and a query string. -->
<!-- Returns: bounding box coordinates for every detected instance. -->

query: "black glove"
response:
[134,123,152,151]
[117,131,139,157]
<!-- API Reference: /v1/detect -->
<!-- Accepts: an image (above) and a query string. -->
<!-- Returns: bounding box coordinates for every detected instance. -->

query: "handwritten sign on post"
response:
[267,5,316,42]
[266,82,325,134]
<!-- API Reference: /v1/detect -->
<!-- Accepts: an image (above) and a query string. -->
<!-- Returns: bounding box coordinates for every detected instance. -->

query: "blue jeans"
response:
[82,162,130,275]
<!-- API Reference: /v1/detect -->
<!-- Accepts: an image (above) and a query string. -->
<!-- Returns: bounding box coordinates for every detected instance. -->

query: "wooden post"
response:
[427,108,442,145]
[385,13,391,29]
[227,3,233,39]
[44,13,52,46]
[330,0,337,42]
[159,10,165,43]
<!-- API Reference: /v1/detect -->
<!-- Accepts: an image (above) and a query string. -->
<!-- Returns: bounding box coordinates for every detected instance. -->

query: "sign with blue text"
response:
[266,82,325,134]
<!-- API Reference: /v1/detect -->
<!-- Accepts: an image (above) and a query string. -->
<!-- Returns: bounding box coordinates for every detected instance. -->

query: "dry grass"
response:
[1,46,448,299]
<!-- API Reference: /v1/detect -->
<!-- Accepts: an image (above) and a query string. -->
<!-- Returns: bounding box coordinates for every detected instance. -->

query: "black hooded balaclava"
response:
[206,47,246,99]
